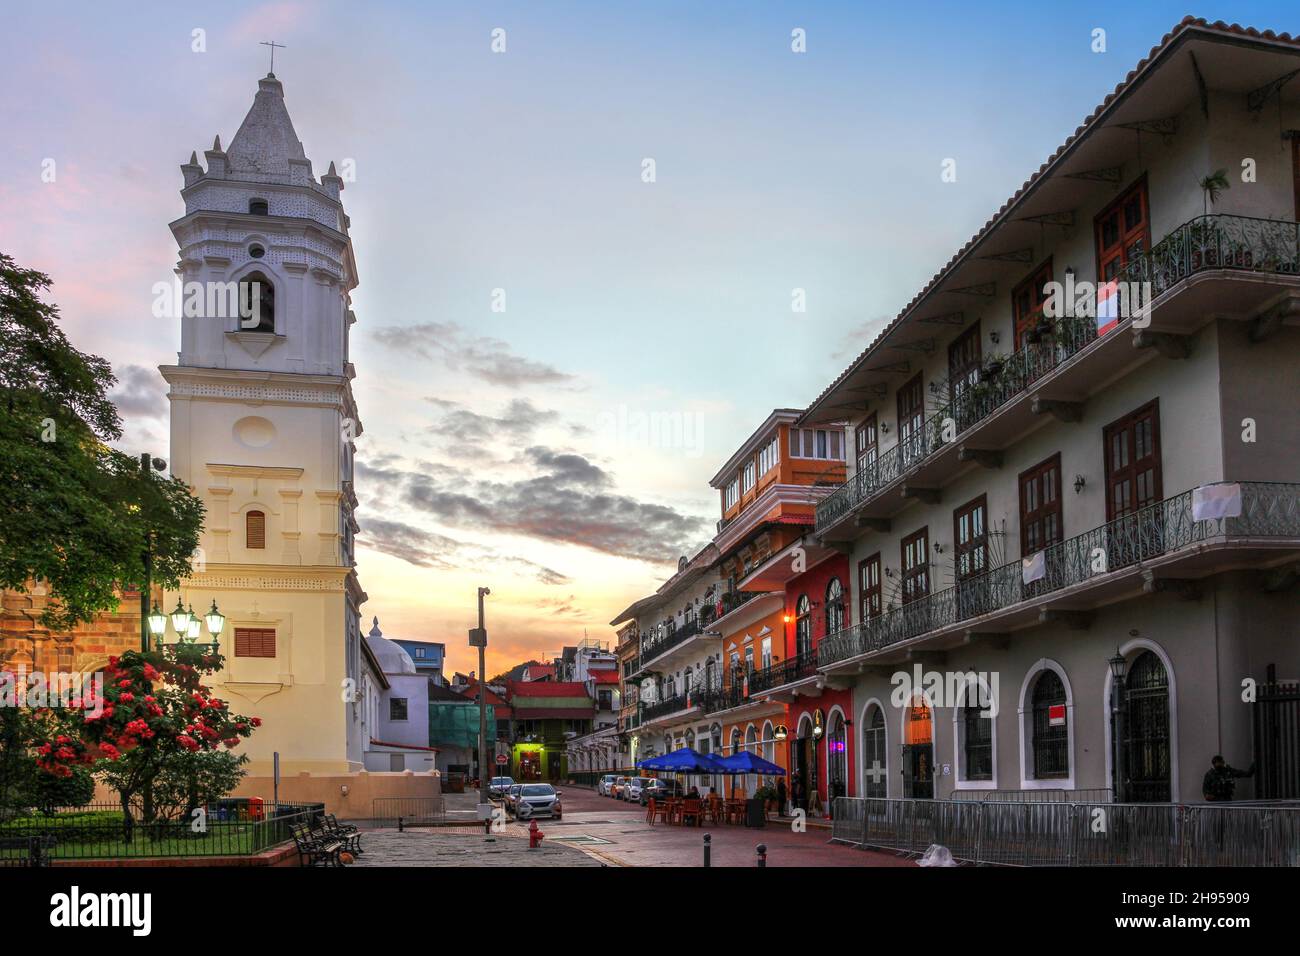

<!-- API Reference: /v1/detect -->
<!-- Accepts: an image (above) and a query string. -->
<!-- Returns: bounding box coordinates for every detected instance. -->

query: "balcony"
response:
[818,481,1300,672]
[816,214,1300,539]
[748,650,820,696]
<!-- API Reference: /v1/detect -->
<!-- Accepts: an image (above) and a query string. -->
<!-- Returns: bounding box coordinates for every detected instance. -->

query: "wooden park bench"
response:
[323,814,363,856]
[290,820,344,867]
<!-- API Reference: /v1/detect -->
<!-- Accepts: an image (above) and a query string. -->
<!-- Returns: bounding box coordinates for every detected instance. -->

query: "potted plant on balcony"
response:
[1199,168,1230,216]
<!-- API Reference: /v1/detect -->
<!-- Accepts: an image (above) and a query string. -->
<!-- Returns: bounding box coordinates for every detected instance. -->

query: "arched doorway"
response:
[862,704,887,798]
[1114,650,1171,802]
[903,697,934,798]
[792,715,818,810]
[827,711,847,801]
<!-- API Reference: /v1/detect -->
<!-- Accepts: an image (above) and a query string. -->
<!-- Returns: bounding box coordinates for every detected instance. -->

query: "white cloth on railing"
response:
[1022,550,1047,584]
[1192,483,1242,521]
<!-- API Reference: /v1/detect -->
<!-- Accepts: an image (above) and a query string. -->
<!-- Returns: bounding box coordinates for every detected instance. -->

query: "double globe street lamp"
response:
[144,598,225,653]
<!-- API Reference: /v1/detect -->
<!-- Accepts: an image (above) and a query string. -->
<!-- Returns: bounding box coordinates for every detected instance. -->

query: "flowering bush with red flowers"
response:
[31,642,261,824]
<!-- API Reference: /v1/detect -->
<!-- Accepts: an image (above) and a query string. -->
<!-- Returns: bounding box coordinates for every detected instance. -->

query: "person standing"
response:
[1202,755,1254,801]
[776,775,787,815]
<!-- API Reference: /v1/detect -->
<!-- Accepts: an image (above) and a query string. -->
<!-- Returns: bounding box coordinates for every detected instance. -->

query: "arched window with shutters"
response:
[794,594,811,658]
[825,578,845,637]
[1031,669,1069,779]
[246,510,266,549]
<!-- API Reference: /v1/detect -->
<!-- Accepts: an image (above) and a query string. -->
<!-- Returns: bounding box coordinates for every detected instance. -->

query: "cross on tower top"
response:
[260,40,286,76]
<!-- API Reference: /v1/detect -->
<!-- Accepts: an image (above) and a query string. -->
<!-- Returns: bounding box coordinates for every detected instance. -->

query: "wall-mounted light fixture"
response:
[880,421,891,434]
[1074,474,1086,494]
[932,542,945,554]
[989,329,1000,345]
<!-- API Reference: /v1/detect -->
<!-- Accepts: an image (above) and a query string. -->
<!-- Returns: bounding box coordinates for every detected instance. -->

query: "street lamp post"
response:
[469,587,491,809]
[1108,649,1128,803]
[138,452,167,651]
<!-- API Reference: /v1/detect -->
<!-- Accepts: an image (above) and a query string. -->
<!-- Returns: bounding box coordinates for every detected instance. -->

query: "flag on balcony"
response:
[1096,279,1121,336]
[742,675,749,699]
[1192,482,1242,521]
[1022,550,1047,584]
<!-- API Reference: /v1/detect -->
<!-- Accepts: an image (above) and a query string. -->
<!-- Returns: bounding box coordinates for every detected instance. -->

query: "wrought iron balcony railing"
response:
[747,650,820,695]
[815,214,1300,534]
[817,481,1300,670]
[639,677,725,722]
[636,618,702,666]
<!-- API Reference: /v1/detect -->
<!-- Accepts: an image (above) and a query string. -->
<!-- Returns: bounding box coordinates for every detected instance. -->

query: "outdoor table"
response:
[664,798,683,825]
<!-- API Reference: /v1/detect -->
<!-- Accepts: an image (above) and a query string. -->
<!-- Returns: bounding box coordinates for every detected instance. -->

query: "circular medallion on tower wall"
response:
[233,415,277,448]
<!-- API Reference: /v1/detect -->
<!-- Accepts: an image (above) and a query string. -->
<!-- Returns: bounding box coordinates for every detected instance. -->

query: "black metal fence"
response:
[831,796,1300,866]
[0,801,320,864]
[1254,667,1300,800]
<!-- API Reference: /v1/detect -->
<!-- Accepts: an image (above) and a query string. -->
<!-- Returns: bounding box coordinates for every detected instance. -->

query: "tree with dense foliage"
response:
[34,642,259,833]
[0,252,204,630]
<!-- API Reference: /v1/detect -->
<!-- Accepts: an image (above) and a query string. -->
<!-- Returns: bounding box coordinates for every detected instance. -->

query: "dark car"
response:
[640,778,683,806]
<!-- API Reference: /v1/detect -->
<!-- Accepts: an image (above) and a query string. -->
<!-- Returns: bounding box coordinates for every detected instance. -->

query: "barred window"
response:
[1031,669,1069,778]
[390,698,408,721]
[962,704,993,781]
[825,578,845,635]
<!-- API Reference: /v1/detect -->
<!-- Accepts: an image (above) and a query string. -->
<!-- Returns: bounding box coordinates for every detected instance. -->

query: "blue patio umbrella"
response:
[636,747,721,773]
[716,750,785,775]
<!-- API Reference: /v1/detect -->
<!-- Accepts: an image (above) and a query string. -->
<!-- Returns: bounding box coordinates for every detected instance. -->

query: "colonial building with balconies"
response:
[610,544,727,761]
[701,409,854,808]
[800,19,1300,805]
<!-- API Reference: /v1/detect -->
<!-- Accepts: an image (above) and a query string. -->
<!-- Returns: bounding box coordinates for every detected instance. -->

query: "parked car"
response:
[641,778,683,806]
[597,774,619,796]
[623,777,655,803]
[489,776,515,799]
[610,775,630,800]
[512,783,563,820]
[503,783,523,815]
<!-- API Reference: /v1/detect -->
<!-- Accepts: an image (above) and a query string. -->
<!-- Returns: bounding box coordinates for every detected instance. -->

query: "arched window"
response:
[862,705,887,798]
[238,271,275,333]
[1031,670,1069,779]
[704,657,715,691]
[249,198,269,216]
[1118,650,1171,802]
[961,703,993,781]
[827,711,847,801]
[795,594,811,658]
[825,578,845,636]
[761,721,775,765]
[246,510,266,549]
[710,723,722,754]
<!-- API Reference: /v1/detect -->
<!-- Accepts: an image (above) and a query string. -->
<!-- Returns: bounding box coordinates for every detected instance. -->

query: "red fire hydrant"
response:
[528,819,545,849]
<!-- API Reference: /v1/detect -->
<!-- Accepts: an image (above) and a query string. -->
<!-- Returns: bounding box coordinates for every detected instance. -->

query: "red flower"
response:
[250,717,263,728]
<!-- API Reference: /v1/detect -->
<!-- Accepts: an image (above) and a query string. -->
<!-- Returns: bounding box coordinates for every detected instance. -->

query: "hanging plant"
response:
[1199,169,1230,215]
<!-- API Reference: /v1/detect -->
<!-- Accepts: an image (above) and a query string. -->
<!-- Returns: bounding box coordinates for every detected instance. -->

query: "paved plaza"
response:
[352,787,912,867]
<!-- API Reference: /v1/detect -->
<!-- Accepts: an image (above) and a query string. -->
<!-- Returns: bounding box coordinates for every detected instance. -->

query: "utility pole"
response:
[469,587,492,809]
[138,452,166,651]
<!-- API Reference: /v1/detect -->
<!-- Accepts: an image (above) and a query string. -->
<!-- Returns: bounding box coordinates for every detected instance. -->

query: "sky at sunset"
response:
[2,0,1294,678]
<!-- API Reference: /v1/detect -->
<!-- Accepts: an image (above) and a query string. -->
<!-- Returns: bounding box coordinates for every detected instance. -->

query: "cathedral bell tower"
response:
[159,72,368,778]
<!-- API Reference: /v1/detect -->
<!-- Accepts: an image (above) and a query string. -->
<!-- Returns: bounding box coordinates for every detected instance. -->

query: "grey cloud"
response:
[374,321,574,388]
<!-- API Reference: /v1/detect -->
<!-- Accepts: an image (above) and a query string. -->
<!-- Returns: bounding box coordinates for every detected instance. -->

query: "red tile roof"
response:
[592,670,619,685]
[508,680,591,698]
[802,17,1300,423]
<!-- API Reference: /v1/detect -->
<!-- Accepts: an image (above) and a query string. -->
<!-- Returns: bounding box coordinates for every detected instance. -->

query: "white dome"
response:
[366,616,417,676]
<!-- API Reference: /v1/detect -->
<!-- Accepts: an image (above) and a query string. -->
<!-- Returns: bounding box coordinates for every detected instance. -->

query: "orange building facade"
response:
[704,410,848,805]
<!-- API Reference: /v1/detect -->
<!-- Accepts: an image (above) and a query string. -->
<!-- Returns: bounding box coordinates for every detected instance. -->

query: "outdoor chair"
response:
[647,798,670,826]
[705,796,725,824]
[679,798,703,827]
[290,821,343,867]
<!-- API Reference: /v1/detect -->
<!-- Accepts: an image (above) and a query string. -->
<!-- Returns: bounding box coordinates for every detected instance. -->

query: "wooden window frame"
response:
[1102,400,1163,522]
[858,552,882,622]
[246,510,266,550]
[952,494,988,583]
[855,413,878,476]
[1011,258,1053,351]
[234,627,276,659]
[947,321,982,402]
[896,373,925,462]
[1094,175,1151,284]
[1018,453,1063,555]
[900,527,930,605]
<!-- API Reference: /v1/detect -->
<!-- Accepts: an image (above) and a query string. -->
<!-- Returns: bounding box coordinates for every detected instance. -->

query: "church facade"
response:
[156,72,434,810]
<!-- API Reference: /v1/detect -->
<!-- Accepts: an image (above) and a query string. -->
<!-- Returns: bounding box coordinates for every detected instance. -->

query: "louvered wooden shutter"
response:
[234,627,276,658]
[246,510,266,549]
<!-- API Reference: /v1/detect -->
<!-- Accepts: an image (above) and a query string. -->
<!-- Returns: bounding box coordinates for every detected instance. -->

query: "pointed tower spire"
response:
[212,134,223,152]
[189,150,199,165]
[226,73,308,178]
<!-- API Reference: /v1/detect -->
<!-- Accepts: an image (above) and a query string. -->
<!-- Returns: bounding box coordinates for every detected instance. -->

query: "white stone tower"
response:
[159,72,368,778]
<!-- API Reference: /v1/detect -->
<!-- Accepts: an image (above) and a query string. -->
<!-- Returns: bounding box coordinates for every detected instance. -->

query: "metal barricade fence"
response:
[831,796,1300,866]
[369,797,446,827]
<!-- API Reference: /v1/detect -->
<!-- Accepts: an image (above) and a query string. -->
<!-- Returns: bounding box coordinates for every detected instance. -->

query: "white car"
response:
[623,776,655,803]
[597,774,619,796]
[511,783,563,820]
[489,776,515,799]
